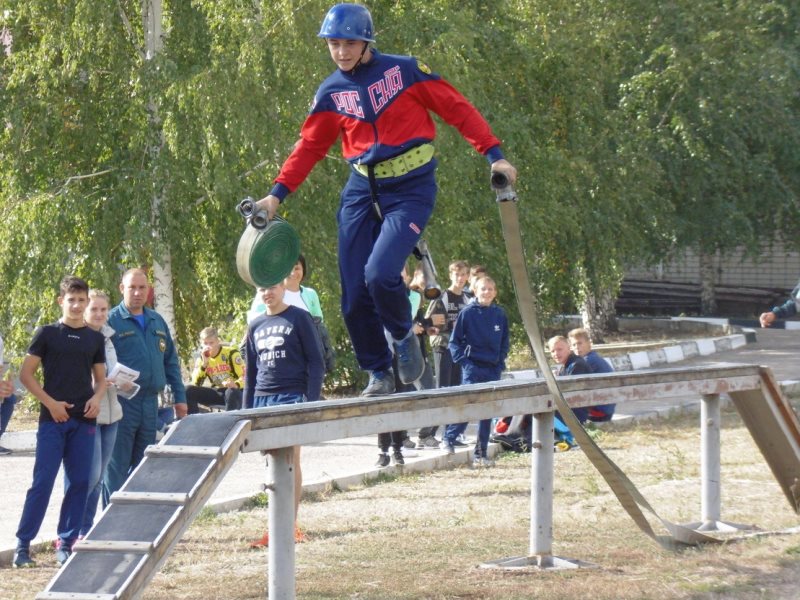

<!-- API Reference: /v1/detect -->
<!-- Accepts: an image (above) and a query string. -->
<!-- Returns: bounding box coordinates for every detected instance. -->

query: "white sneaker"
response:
[155,422,171,442]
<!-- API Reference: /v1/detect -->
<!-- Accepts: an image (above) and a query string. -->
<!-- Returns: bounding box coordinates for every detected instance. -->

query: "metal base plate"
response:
[479,555,598,571]
[683,520,760,533]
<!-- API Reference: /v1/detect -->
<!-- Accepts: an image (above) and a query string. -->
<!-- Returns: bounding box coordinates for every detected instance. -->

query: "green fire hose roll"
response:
[236,216,301,288]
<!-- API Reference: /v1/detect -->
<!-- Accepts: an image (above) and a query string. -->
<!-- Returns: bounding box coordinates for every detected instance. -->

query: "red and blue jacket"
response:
[269,49,504,200]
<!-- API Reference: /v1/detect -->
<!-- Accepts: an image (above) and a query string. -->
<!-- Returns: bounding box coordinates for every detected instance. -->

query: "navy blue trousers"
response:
[102,395,157,504]
[337,164,436,372]
[445,362,502,454]
[1,393,17,438]
[16,418,95,547]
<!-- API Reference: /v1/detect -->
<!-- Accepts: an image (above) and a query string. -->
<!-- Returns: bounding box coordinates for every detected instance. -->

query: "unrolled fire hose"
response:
[492,171,721,549]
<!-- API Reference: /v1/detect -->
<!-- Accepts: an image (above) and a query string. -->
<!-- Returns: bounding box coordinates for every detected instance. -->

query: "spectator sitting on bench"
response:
[568,327,616,422]
[186,327,244,414]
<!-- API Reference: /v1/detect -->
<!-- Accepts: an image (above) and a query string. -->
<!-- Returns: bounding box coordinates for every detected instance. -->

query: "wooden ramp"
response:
[33,364,800,599]
[728,367,800,513]
[36,414,251,600]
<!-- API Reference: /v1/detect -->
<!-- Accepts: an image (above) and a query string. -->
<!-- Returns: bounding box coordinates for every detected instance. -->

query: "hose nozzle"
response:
[491,171,517,202]
[237,197,269,230]
[237,197,256,218]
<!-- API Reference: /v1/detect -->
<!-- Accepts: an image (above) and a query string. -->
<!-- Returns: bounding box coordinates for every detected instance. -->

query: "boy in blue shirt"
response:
[14,276,106,568]
[446,275,509,465]
[760,285,800,327]
[568,327,616,421]
[244,281,325,547]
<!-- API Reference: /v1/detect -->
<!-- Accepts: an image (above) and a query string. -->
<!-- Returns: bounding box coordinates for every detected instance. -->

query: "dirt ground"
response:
[4,410,799,599]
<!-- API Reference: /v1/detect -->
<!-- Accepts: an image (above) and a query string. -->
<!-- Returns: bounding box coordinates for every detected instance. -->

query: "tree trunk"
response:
[699,250,717,315]
[143,0,178,340]
[153,254,177,332]
[580,287,618,343]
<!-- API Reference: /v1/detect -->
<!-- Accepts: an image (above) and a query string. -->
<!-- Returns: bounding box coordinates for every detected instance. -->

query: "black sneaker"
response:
[392,450,405,465]
[362,369,396,397]
[393,329,424,384]
[13,547,35,568]
[490,434,515,451]
[375,453,390,468]
[452,439,469,448]
[0,445,12,455]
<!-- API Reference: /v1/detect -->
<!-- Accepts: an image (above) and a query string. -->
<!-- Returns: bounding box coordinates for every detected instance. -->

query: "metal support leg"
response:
[481,410,591,571]
[701,393,722,527]
[530,410,555,565]
[684,394,757,533]
[267,446,296,599]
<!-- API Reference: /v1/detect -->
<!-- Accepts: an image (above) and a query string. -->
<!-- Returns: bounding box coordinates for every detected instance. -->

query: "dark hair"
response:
[296,254,307,281]
[59,275,90,296]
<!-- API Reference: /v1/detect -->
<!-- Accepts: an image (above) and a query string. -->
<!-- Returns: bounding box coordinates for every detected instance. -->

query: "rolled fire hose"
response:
[236,199,301,288]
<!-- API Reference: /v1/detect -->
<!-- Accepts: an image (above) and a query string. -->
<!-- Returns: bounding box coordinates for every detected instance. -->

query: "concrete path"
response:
[1,324,797,565]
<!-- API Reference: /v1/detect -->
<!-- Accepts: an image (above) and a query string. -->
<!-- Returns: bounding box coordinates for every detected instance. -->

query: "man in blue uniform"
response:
[102,268,187,503]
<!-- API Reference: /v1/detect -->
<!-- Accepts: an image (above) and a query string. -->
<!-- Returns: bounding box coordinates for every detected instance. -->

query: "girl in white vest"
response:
[77,289,125,536]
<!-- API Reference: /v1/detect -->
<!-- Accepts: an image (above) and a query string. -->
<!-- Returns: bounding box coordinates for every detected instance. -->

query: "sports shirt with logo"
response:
[243,306,324,407]
[269,49,504,200]
[191,345,245,389]
[28,322,105,423]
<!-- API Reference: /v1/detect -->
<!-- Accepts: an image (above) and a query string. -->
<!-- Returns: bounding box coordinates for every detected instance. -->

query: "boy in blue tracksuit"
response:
[14,276,106,568]
[0,331,17,455]
[252,4,516,396]
[446,276,509,465]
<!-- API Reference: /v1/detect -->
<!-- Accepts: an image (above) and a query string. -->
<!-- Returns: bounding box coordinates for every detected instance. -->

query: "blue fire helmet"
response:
[318,4,375,43]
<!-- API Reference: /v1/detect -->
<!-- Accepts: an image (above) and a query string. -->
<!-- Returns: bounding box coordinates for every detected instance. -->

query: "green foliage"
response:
[0,0,798,378]
[618,0,800,258]
[193,506,219,524]
[242,491,269,510]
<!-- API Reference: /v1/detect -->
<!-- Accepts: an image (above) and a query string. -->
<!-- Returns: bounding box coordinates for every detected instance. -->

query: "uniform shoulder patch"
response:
[416,60,432,74]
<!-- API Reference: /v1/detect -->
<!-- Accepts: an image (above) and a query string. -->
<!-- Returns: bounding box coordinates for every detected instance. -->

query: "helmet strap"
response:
[349,42,370,74]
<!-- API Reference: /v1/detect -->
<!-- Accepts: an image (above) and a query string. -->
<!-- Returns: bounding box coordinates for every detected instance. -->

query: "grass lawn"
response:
[5,409,799,599]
